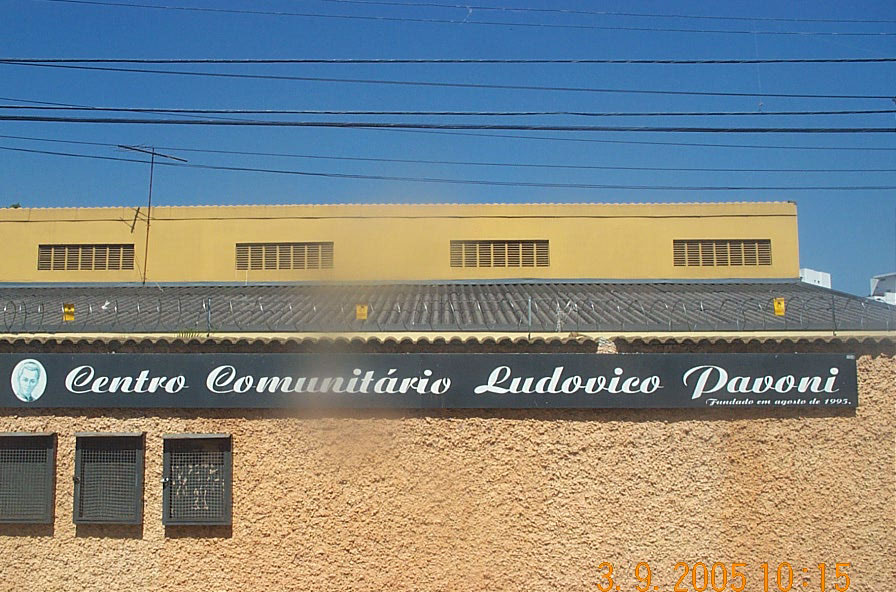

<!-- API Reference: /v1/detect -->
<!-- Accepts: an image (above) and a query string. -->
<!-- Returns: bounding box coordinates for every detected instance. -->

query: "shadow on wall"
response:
[75,523,143,539]
[165,525,232,539]
[0,522,232,539]
[0,523,54,537]
[2,403,858,424]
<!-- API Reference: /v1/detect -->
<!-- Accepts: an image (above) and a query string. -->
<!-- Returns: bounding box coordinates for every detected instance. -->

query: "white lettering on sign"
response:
[682,365,840,400]
[47,359,847,408]
[473,365,663,395]
[64,365,187,394]
[205,365,451,395]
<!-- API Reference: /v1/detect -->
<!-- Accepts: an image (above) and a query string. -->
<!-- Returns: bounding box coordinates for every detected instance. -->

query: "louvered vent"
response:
[37,244,135,271]
[235,242,334,270]
[450,240,549,268]
[673,239,772,267]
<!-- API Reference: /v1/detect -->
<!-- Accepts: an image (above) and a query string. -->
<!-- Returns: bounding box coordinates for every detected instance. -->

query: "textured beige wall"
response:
[0,341,892,592]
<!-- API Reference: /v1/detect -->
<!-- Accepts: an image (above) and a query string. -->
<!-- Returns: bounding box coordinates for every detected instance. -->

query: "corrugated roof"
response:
[1,331,892,347]
[0,281,892,337]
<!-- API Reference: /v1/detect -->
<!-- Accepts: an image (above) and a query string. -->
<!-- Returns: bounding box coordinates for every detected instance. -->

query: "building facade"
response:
[0,202,798,283]
[0,201,893,592]
[800,267,832,289]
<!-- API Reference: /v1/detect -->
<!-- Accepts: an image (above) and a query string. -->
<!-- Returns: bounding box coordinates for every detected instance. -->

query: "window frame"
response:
[162,434,232,526]
[0,432,56,524]
[72,432,145,525]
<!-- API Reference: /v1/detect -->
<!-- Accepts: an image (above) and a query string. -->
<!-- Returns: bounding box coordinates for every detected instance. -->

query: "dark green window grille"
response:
[73,434,144,524]
[163,435,232,526]
[0,433,55,523]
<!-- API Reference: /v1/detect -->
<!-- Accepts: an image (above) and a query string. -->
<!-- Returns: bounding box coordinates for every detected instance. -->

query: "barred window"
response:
[73,434,144,524]
[450,240,549,268]
[673,239,772,267]
[235,242,334,271]
[0,434,55,523]
[163,435,232,526]
[38,244,135,271]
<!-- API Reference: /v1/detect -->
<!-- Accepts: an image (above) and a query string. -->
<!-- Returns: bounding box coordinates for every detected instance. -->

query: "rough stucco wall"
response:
[0,342,893,592]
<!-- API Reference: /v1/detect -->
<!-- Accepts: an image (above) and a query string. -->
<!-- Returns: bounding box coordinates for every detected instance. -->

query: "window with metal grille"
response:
[37,244,135,271]
[0,434,55,523]
[235,242,334,271]
[73,434,144,524]
[673,239,772,267]
[163,435,232,526]
[449,240,549,268]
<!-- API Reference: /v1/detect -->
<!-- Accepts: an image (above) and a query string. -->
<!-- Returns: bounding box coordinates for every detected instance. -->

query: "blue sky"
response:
[0,0,894,295]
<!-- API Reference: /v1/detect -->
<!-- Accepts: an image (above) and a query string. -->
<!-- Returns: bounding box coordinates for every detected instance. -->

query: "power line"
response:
[2,62,894,100]
[3,133,895,173]
[4,57,896,64]
[3,144,895,191]
[314,0,896,25]
[0,94,257,123]
[6,98,892,150]
[26,0,896,35]
[3,104,896,118]
[2,114,893,132]
[389,128,896,151]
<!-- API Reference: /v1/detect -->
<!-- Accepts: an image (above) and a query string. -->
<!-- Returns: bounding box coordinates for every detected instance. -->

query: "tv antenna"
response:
[118,145,187,285]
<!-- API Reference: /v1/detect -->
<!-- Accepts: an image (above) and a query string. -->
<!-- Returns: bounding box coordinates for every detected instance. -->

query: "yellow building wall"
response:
[0,202,799,283]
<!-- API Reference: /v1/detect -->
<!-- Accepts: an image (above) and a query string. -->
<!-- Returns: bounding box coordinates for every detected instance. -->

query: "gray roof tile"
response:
[0,281,893,334]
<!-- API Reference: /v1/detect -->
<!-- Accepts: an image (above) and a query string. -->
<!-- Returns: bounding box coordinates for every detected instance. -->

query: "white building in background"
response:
[870,272,896,305]
[800,268,832,289]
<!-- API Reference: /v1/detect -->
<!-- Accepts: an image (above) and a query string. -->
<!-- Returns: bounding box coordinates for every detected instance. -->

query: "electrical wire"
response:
[2,62,894,100]
[313,0,896,25]
[26,0,896,35]
[389,128,896,150]
[3,133,894,173]
[3,104,896,117]
[0,94,258,123]
[6,98,893,150]
[1,114,893,132]
[2,144,894,191]
[4,57,896,64]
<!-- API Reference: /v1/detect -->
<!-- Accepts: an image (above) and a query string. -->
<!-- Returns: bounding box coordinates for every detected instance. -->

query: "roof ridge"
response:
[3,201,795,210]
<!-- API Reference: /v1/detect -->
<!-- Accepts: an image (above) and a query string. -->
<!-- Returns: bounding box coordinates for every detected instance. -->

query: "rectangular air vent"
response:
[450,240,549,268]
[38,244,135,271]
[235,242,334,271]
[673,239,772,267]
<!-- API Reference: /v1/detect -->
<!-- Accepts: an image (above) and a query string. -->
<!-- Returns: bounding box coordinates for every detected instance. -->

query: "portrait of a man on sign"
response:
[10,359,47,402]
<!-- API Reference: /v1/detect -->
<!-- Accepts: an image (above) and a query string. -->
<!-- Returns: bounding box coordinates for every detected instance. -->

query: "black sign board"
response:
[1,353,857,409]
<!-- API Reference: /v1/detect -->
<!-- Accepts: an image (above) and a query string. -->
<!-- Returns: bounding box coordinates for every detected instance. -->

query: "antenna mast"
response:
[118,145,187,285]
